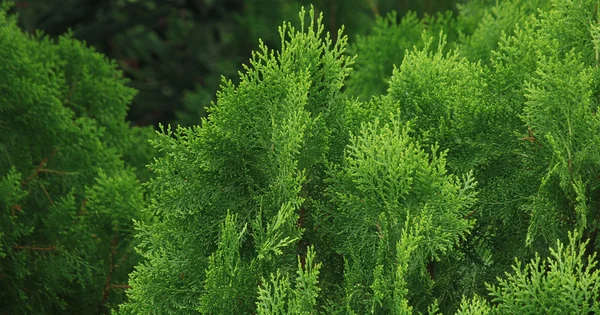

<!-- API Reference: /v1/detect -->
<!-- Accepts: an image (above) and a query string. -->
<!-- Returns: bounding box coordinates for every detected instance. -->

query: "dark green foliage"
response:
[9,0,250,127]
[8,0,463,128]
[0,4,152,313]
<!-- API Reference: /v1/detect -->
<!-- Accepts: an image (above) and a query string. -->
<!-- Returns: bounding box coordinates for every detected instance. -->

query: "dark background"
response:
[8,0,463,128]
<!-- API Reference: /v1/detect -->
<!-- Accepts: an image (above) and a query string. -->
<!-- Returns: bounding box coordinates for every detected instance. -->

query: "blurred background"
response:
[7,0,466,128]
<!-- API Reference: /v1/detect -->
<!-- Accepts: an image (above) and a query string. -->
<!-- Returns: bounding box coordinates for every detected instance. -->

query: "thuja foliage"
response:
[0,4,153,314]
[120,1,600,313]
[346,10,456,100]
[120,8,352,313]
[346,0,551,100]
[7,0,464,129]
[456,0,551,64]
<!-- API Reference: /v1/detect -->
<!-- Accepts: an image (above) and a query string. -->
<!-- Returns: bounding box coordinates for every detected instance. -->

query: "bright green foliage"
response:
[120,7,353,314]
[347,0,552,101]
[456,230,600,314]
[199,212,252,313]
[487,230,600,314]
[322,118,476,313]
[256,245,321,315]
[523,50,600,244]
[382,35,516,312]
[120,5,477,314]
[0,4,152,314]
[120,1,600,314]
[456,0,550,64]
[382,0,600,311]
[0,0,593,313]
[455,231,600,314]
[386,36,495,174]
[455,294,491,315]
[5,0,600,313]
[479,0,600,259]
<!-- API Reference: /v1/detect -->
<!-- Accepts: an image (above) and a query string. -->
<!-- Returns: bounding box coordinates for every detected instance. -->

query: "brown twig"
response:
[10,204,22,217]
[558,216,575,224]
[109,284,131,290]
[40,184,53,204]
[78,198,88,215]
[521,127,542,147]
[375,222,384,239]
[297,206,307,269]
[463,209,478,219]
[12,245,56,251]
[102,237,118,305]
[568,157,573,175]
[37,169,78,175]
[22,148,58,186]
[114,252,129,269]
[365,0,380,16]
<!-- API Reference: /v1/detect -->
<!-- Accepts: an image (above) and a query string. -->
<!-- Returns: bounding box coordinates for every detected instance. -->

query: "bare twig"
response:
[10,204,22,217]
[37,169,78,176]
[463,209,478,219]
[102,237,118,305]
[78,198,88,216]
[22,148,58,186]
[13,245,56,251]
[40,184,53,204]
[365,0,380,16]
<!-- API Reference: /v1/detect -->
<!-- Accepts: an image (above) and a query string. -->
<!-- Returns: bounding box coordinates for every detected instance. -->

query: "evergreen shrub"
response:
[0,4,153,314]
[121,1,600,314]
[3,0,600,313]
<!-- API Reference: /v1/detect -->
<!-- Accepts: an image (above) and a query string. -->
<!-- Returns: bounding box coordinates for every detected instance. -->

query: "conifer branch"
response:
[0,8,149,312]
[22,148,58,186]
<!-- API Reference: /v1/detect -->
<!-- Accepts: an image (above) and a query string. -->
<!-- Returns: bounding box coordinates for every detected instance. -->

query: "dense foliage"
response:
[2,0,600,314]
[120,0,600,314]
[7,0,464,127]
[0,4,153,313]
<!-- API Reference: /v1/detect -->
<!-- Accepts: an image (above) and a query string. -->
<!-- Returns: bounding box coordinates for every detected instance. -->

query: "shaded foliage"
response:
[0,4,153,313]
[7,0,464,128]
